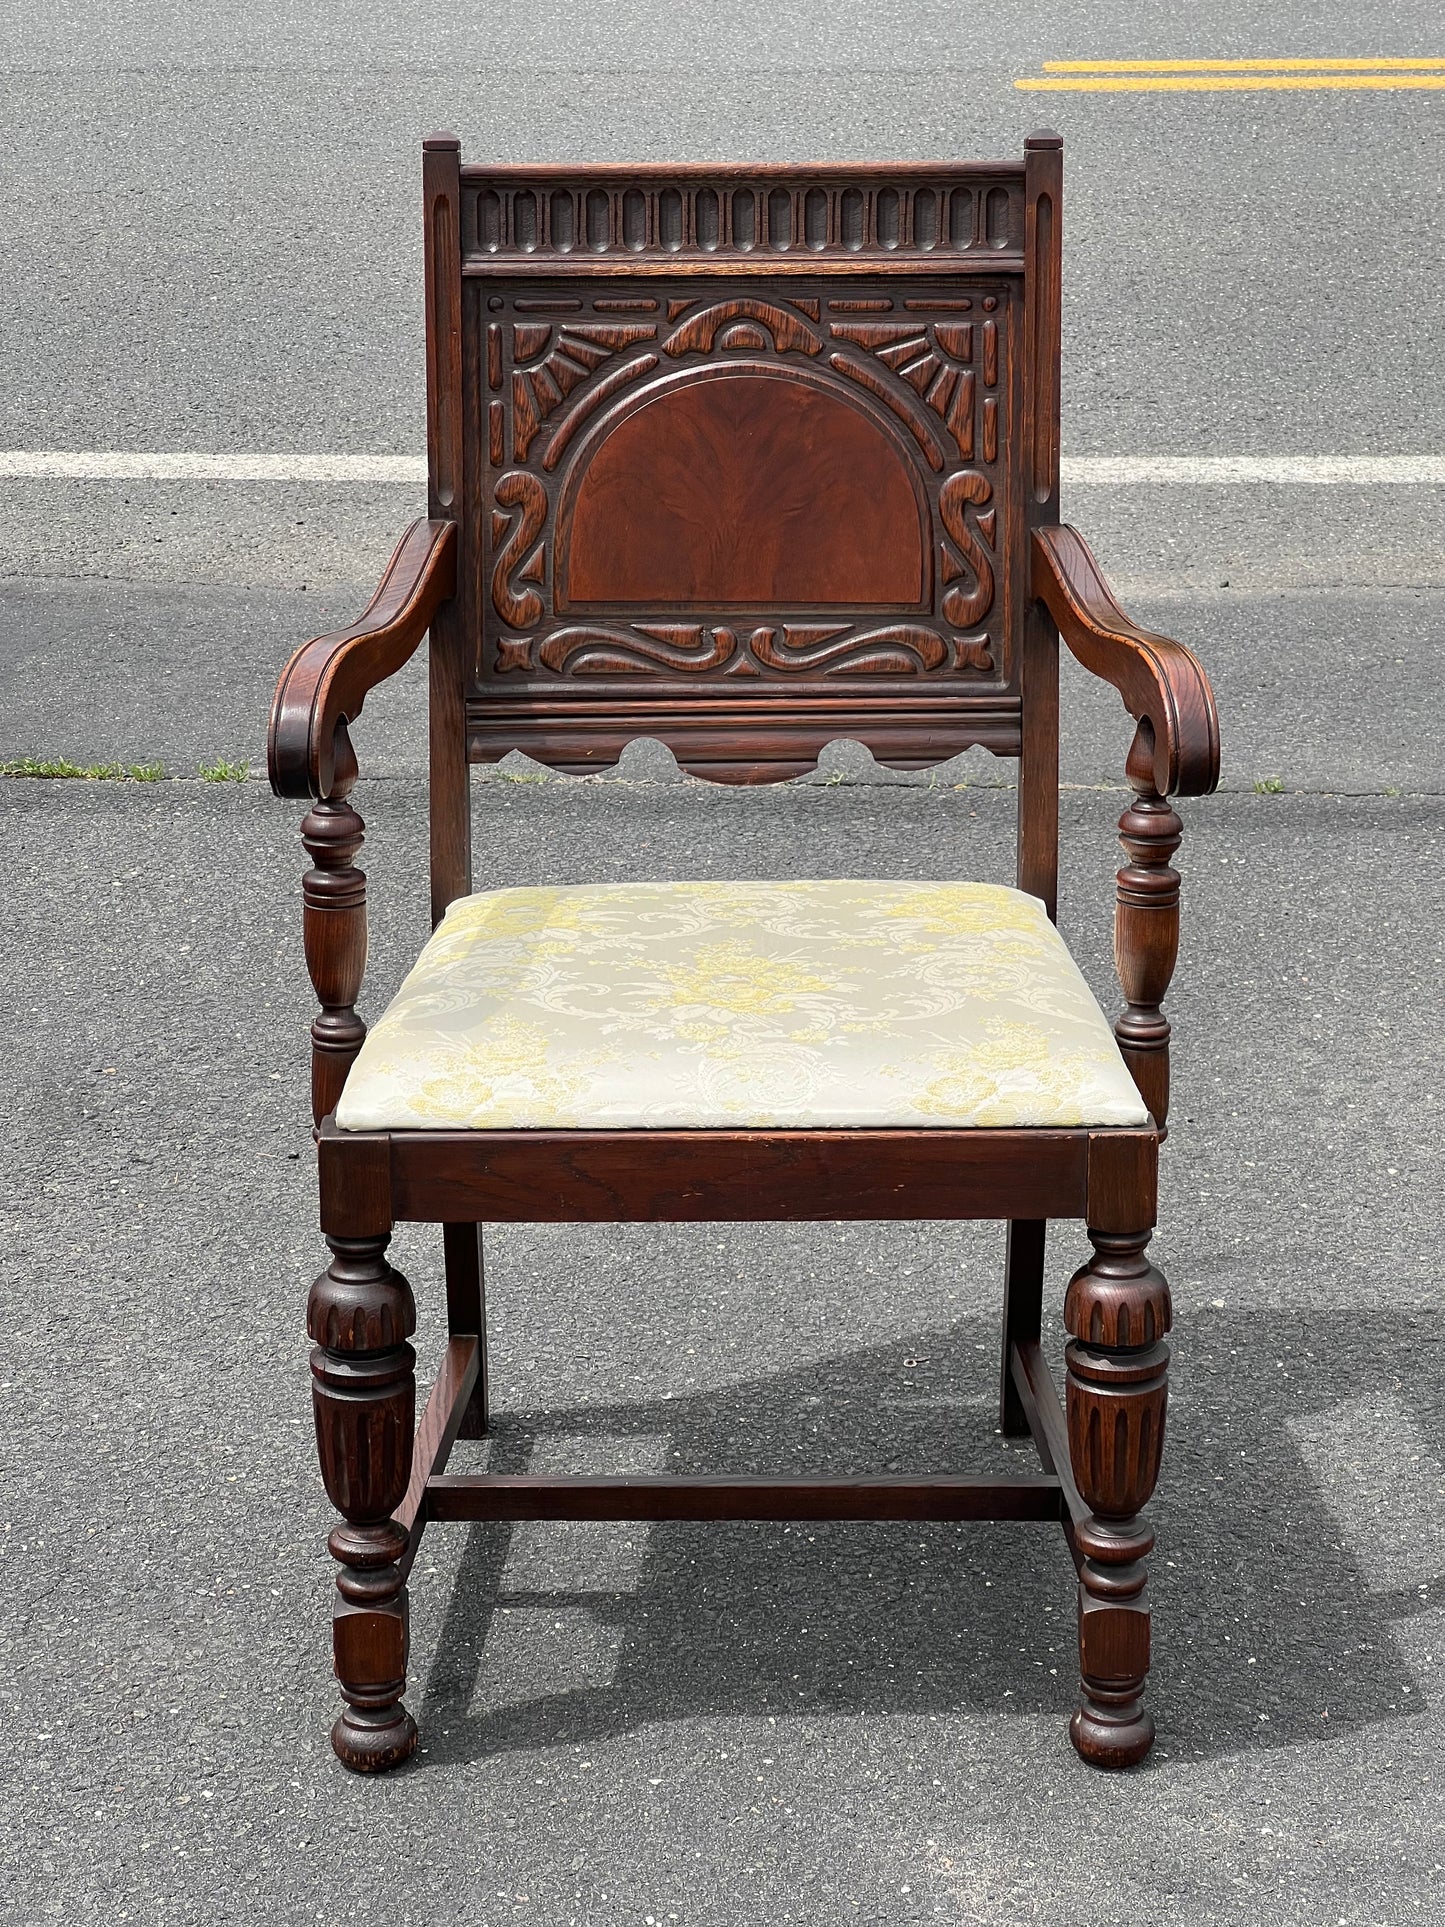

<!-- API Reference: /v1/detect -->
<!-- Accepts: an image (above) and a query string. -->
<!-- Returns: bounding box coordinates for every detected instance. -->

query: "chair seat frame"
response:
[267,132,1219,1776]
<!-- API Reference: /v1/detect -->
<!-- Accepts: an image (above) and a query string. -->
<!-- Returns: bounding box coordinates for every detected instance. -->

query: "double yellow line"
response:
[1016,58,1445,92]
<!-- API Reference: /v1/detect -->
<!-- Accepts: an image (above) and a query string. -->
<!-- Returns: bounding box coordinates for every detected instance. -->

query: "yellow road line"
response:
[1017,74,1445,91]
[1042,57,1445,73]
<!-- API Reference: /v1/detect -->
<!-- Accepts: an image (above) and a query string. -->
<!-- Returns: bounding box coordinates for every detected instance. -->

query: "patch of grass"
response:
[1253,776,1285,794]
[0,756,167,781]
[498,768,549,785]
[821,770,848,787]
[199,758,250,783]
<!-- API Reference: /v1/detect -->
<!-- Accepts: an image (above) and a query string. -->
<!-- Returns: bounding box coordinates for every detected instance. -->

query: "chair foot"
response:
[1069,1696,1154,1769]
[332,1702,419,1773]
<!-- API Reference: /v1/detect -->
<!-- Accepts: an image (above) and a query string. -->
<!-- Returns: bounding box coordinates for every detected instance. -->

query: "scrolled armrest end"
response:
[267,517,458,801]
[1033,524,1220,799]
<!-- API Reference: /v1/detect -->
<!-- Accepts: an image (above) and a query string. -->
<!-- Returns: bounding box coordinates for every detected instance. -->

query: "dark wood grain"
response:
[1010,1337,1088,1539]
[558,370,929,607]
[1015,600,1060,913]
[1014,139,1063,911]
[1032,523,1216,1138]
[381,1126,1098,1225]
[267,518,458,801]
[1113,789,1183,1133]
[307,1234,419,1772]
[267,131,1220,1777]
[1085,1129,1159,1235]
[394,1333,479,1579]
[465,692,1022,784]
[999,1219,1045,1436]
[460,163,1026,274]
[1063,1226,1171,1767]
[426,1472,1064,1524]
[300,795,368,1127]
[1032,523,1221,800]
[441,1223,489,1438]
[423,134,474,924]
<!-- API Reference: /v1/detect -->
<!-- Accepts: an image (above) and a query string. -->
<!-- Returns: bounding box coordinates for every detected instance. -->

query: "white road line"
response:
[0,452,427,481]
[1065,455,1445,486]
[0,452,1441,485]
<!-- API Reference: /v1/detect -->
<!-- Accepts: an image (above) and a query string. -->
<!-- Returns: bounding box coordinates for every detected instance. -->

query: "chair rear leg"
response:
[999,1220,1045,1435]
[1063,1226,1171,1768]
[443,1222,490,1438]
[308,1233,419,1772]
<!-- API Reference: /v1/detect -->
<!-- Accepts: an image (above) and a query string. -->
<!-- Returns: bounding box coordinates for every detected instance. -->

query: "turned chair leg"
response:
[999,1219,1045,1436]
[1063,1227,1172,1767]
[443,1221,490,1438]
[308,1233,419,1772]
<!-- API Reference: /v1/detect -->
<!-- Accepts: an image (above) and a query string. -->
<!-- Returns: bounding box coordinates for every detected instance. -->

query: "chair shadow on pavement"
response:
[413,1307,1445,1770]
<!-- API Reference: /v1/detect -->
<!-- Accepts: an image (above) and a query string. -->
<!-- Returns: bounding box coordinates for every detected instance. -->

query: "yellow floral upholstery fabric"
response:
[334,880,1148,1133]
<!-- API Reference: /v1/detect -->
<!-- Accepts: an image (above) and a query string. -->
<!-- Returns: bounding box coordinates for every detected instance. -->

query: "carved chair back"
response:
[421,135,1064,914]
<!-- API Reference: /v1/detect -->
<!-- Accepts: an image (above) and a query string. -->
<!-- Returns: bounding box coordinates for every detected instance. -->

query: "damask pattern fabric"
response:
[334,880,1149,1133]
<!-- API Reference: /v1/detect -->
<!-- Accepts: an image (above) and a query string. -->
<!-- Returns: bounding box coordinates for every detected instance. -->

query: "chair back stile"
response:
[419,133,1065,923]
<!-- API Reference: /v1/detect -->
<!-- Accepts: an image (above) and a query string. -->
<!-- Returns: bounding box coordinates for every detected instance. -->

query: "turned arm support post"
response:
[1032,525,1221,1133]
[267,517,458,1123]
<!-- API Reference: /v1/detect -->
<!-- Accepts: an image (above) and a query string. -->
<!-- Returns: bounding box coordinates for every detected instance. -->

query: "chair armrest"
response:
[1032,524,1220,798]
[267,517,458,801]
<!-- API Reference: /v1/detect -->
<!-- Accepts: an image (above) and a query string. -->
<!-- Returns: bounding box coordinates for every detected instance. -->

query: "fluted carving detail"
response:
[1064,1226,1171,1768]
[307,1234,418,1772]
[308,1236,418,1353]
[1065,1340,1169,1521]
[1063,1230,1171,1351]
[312,1348,416,1518]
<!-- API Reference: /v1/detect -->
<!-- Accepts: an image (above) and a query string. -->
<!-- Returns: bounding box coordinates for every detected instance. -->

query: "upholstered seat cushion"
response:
[334,880,1148,1133]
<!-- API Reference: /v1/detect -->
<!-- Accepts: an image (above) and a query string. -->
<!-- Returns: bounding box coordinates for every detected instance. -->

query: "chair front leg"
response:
[1064,1227,1172,1767]
[308,1233,418,1771]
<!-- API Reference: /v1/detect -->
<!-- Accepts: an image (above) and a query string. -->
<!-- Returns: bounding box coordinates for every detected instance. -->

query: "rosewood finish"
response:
[267,131,1220,1776]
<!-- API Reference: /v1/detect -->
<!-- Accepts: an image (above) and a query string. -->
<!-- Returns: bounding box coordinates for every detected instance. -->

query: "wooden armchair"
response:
[268,133,1219,1775]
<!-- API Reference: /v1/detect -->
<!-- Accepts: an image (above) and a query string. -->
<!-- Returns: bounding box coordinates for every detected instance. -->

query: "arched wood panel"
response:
[556,366,930,611]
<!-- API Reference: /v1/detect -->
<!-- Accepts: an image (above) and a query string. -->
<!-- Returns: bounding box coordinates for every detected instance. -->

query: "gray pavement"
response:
[2,2,1444,1923]
[2,778,1443,1926]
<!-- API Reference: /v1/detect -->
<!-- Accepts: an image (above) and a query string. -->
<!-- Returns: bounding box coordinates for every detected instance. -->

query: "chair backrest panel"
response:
[423,143,1062,803]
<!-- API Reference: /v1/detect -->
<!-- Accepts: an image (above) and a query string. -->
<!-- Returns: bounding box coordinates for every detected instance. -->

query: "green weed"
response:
[0,756,166,781]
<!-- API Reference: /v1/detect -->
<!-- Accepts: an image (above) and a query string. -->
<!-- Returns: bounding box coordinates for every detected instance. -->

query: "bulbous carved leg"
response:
[308,1234,418,1772]
[1064,1228,1171,1768]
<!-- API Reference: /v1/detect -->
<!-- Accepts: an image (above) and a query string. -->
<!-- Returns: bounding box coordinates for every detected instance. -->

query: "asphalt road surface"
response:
[1,6,1443,1925]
